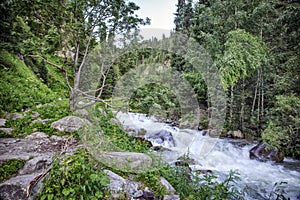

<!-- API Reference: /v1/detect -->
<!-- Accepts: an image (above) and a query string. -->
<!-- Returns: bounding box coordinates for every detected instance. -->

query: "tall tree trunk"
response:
[229,85,234,129]
[240,78,245,133]
[257,68,261,136]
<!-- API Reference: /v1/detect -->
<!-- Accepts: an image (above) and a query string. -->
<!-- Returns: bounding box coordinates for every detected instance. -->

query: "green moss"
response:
[0,159,25,183]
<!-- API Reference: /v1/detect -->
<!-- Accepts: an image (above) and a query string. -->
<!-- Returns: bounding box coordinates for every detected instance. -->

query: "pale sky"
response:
[133,0,177,30]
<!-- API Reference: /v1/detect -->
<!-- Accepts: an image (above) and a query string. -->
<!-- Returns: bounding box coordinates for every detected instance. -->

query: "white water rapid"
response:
[116,112,300,199]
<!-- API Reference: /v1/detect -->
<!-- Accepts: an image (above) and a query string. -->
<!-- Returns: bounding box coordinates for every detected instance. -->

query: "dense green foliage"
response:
[0,0,299,198]
[129,83,180,119]
[38,149,111,200]
[0,159,25,183]
[171,0,300,157]
[262,94,300,158]
[0,50,54,114]
[92,105,151,153]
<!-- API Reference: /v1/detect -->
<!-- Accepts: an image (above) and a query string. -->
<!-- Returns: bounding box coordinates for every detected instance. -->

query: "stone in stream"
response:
[227,130,244,139]
[249,142,284,162]
[146,130,175,148]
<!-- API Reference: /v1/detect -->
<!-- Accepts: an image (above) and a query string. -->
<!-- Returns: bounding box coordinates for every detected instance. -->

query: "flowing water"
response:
[116,112,300,199]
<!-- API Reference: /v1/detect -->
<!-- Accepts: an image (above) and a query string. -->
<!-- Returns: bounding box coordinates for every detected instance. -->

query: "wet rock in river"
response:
[146,130,175,148]
[249,142,284,162]
[227,130,244,139]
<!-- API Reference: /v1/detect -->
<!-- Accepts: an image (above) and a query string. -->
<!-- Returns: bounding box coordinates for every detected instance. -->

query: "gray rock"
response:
[5,113,23,120]
[138,128,147,136]
[132,190,144,198]
[19,156,52,175]
[49,135,66,142]
[104,170,141,199]
[0,119,6,126]
[179,117,199,129]
[202,129,220,137]
[51,116,91,133]
[141,190,155,200]
[30,118,50,126]
[160,177,176,195]
[0,174,35,200]
[146,130,175,148]
[0,132,79,200]
[227,130,244,139]
[25,132,48,139]
[74,109,89,118]
[0,128,13,134]
[126,128,137,137]
[249,142,284,162]
[163,195,180,200]
[104,169,127,191]
[30,112,40,119]
[110,118,121,126]
[99,152,152,172]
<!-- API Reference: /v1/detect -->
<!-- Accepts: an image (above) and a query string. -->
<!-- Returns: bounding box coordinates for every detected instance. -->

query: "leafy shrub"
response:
[159,165,244,200]
[87,104,151,153]
[38,149,111,200]
[134,170,166,198]
[129,83,180,120]
[262,94,300,158]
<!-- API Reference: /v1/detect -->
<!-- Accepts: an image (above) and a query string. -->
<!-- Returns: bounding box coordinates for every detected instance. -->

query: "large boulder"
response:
[0,174,36,200]
[51,116,91,133]
[202,129,220,137]
[146,130,175,148]
[0,133,75,200]
[99,152,152,172]
[104,169,141,199]
[249,142,284,162]
[179,119,198,130]
[104,170,179,200]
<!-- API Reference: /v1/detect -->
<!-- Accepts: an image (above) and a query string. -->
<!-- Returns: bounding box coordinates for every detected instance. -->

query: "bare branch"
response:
[28,54,73,92]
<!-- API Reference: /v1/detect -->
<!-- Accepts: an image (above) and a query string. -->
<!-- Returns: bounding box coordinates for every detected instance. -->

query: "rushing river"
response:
[116,112,300,200]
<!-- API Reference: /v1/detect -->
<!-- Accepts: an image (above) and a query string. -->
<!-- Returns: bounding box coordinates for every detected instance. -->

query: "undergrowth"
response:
[0,100,70,138]
[38,149,111,200]
[0,50,55,114]
[0,159,25,183]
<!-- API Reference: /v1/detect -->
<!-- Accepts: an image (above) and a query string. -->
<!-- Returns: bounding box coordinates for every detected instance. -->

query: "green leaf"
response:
[62,188,70,196]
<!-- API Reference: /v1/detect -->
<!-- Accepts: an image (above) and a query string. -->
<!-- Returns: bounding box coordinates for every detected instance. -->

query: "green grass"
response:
[0,50,55,114]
